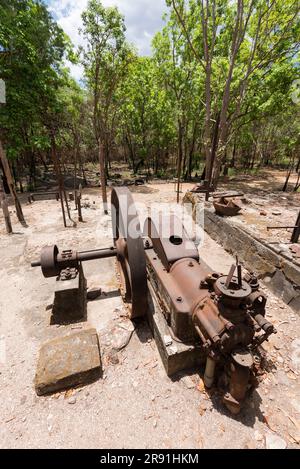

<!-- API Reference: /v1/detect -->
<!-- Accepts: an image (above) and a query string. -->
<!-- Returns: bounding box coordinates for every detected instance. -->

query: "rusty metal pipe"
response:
[254,314,274,334]
[77,247,117,261]
[204,357,216,388]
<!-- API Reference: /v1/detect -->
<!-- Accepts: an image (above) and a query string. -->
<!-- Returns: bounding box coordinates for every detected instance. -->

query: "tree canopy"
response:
[0,0,299,191]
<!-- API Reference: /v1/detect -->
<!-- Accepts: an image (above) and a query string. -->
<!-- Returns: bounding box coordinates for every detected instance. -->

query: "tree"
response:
[168,0,300,187]
[80,0,130,213]
[0,0,74,190]
[116,55,175,175]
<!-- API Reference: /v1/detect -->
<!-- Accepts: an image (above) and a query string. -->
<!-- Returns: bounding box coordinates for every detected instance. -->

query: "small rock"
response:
[68,396,76,404]
[111,325,134,351]
[108,352,119,365]
[118,320,135,333]
[265,433,287,449]
[260,210,267,216]
[163,335,172,346]
[272,211,282,216]
[181,375,195,389]
[197,378,205,392]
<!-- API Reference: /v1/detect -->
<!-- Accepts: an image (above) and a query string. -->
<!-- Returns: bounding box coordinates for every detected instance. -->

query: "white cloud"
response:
[46,0,167,80]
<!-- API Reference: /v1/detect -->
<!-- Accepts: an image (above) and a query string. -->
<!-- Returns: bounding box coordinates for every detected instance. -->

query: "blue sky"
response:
[45,0,167,80]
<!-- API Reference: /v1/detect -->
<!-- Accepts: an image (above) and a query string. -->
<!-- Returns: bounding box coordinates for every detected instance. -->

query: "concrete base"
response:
[202,208,300,313]
[147,282,205,376]
[35,328,102,395]
[51,266,87,323]
[183,192,300,314]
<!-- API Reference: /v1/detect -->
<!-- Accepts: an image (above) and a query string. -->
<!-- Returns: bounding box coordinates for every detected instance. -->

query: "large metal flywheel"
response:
[111,187,148,318]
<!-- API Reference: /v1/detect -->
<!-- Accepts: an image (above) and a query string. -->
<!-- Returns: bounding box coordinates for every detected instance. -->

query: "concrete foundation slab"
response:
[35,328,102,395]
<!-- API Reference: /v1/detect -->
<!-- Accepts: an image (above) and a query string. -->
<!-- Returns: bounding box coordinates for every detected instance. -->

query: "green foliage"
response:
[0,0,299,186]
[0,0,74,163]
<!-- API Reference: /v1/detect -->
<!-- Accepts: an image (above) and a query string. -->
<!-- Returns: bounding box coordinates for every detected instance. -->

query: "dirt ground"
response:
[0,174,299,449]
[216,170,300,248]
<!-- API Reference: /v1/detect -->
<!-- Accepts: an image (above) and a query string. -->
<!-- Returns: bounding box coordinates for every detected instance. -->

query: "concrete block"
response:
[51,266,87,323]
[35,328,102,395]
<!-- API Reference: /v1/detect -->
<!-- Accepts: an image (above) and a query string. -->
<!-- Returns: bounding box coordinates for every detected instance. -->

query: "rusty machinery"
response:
[31,187,276,414]
[212,191,244,217]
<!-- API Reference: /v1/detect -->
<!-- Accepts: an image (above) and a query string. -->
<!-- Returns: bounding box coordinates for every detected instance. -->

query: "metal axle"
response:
[31,245,118,278]
[31,247,117,268]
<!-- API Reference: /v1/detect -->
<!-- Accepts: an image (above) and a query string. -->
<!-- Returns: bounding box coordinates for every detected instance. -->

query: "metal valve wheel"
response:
[111,187,148,318]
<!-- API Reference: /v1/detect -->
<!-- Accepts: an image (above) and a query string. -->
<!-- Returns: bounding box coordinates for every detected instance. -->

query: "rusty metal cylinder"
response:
[254,314,274,334]
[204,357,216,388]
[169,258,211,308]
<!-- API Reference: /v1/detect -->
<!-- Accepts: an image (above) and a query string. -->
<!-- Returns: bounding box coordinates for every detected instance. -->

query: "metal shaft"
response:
[30,246,117,269]
[77,247,117,262]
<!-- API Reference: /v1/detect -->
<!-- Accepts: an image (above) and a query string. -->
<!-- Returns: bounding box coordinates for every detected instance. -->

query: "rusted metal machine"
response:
[31,187,276,414]
[212,191,244,217]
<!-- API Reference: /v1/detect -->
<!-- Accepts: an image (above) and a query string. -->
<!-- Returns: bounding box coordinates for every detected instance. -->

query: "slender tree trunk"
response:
[293,172,300,192]
[0,179,12,234]
[291,210,300,243]
[250,142,257,169]
[176,120,183,203]
[99,140,108,214]
[49,132,67,227]
[0,140,27,226]
[230,141,236,168]
[80,155,87,186]
[282,154,294,192]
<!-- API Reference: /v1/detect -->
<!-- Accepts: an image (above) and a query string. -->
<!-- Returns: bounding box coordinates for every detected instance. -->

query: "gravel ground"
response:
[0,182,299,449]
